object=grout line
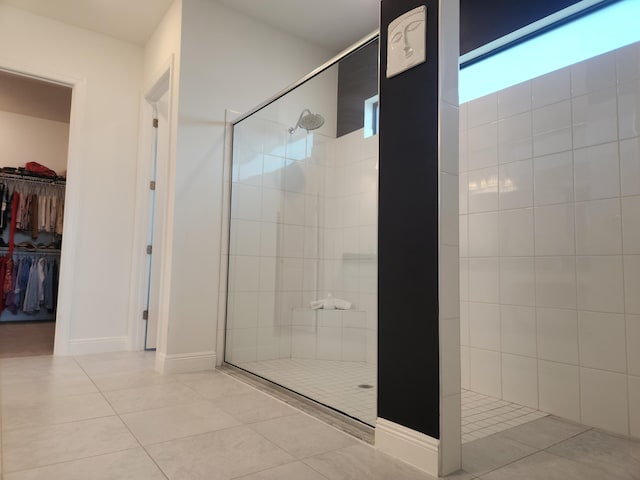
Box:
[615,64,632,435]
[568,78,584,428]
[73,356,171,480]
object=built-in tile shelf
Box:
[342,253,377,262]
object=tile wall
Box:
[459,41,640,438]
[227,116,378,366]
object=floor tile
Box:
[2,416,138,473]
[547,429,640,479]
[3,448,165,480]
[91,369,178,392]
[303,443,437,480]
[460,389,549,443]
[462,433,537,476]
[479,451,628,480]
[250,413,356,459]
[1,391,114,431]
[211,391,298,424]
[182,375,256,400]
[234,359,376,426]
[102,382,202,414]
[231,461,329,480]
[147,425,294,480]
[0,376,97,404]
[496,416,589,450]
[443,470,476,479]
[0,357,86,385]
[74,352,156,375]
[121,400,240,445]
[173,370,224,383]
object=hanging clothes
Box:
[4,259,19,314]
[31,194,38,239]
[0,174,64,318]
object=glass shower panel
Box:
[225,39,378,426]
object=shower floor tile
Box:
[232,361,548,439]
[233,358,377,426]
[461,389,548,443]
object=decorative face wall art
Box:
[386,5,426,78]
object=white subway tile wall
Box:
[460,43,640,438]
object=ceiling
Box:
[215,0,379,52]
[0,0,379,51]
[0,0,174,46]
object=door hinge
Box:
[152,118,159,128]
[142,310,149,320]
[146,245,153,255]
[150,180,156,191]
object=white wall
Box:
[460,42,640,438]
[135,0,182,354]
[0,110,69,173]
[153,0,333,371]
[0,5,143,353]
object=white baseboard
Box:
[375,418,440,477]
[66,336,129,356]
[156,351,217,374]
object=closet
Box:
[0,70,71,358]
[0,172,64,319]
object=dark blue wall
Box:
[378,0,441,439]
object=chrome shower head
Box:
[288,109,325,134]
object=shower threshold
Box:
[220,361,375,444]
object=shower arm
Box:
[288,109,312,134]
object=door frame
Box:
[128,56,175,351]
[0,59,86,356]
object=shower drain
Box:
[357,384,374,389]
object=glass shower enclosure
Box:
[225,36,379,426]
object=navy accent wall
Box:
[378,0,440,439]
[336,40,379,138]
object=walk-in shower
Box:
[224,35,379,426]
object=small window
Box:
[364,94,379,138]
[460,0,640,103]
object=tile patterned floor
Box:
[461,390,548,443]
[233,359,549,441]
[1,352,639,480]
[234,358,377,426]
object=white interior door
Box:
[144,88,170,350]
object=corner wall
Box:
[0,5,143,354]
[154,0,333,372]
[377,0,460,476]
[460,42,640,438]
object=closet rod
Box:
[0,248,60,255]
[0,172,65,187]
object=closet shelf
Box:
[0,171,66,187]
[0,247,60,254]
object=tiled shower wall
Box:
[227,116,378,365]
[459,41,640,438]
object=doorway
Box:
[0,70,70,358]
